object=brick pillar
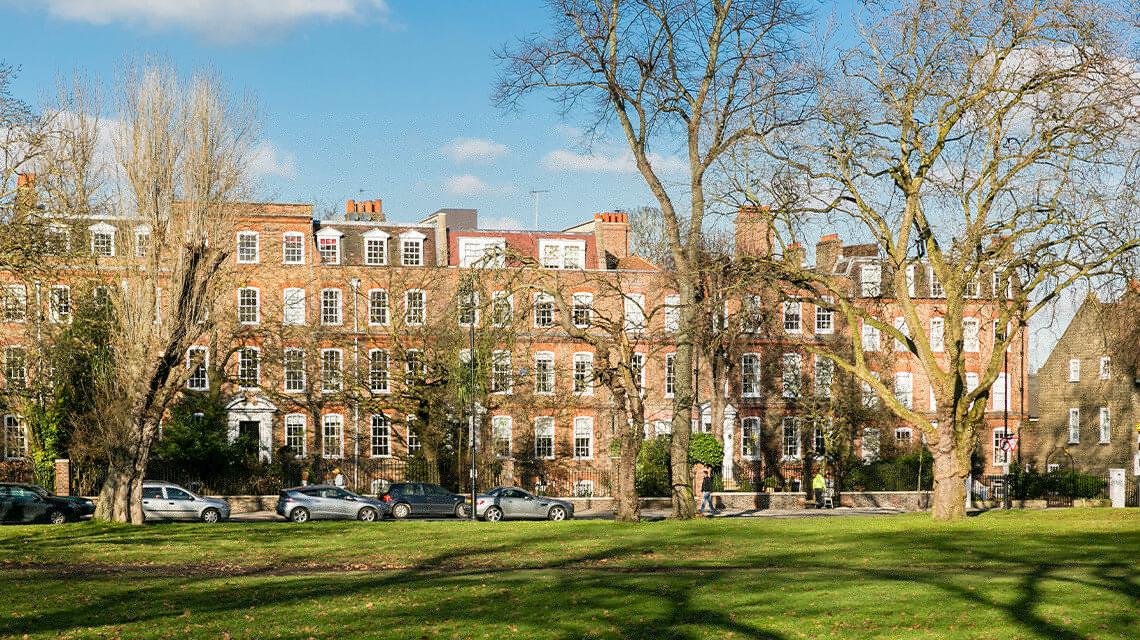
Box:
[55,459,71,496]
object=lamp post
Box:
[463,277,477,522]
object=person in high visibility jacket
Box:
[812,472,827,509]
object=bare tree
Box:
[94,62,260,523]
[497,0,810,517]
[750,0,1140,519]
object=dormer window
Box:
[362,229,390,266]
[400,230,426,266]
[89,222,116,257]
[539,239,586,269]
[459,237,506,268]
[315,227,343,264]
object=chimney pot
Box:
[347,200,356,215]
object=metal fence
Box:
[726,461,932,493]
[972,471,1113,506]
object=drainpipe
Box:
[351,278,361,491]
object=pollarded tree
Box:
[497,0,812,518]
[749,0,1140,519]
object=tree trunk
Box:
[930,431,968,520]
[670,310,696,519]
[95,415,159,524]
[614,413,644,522]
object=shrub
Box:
[688,432,724,469]
[635,436,671,497]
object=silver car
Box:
[141,482,230,523]
[474,487,574,521]
[275,485,388,523]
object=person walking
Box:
[699,469,716,515]
[812,471,826,509]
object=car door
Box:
[497,489,525,518]
[423,484,451,514]
[141,485,169,520]
[7,486,46,523]
[325,488,356,518]
[298,488,331,518]
[164,486,199,521]
[0,486,11,522]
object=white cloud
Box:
[441,137,508,164]
[250,141,297,180]
[445,174,489,196]
[33,0,391,43]
[479,216,525,231]
[541,149,686,174]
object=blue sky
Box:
[1,0,689,231]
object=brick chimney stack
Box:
[734,206,772,258]
[785,242,805,267]
[346,198,384,221]
[15,173,36,212]
[815,233,841,273]
[593,211,629,269]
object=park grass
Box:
[0,509,1136,639]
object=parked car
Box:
[379,482,471,519]
[0,482,83,524]
[276,485,389,523]
[29,485,96,518]
[140,481,230,523]
[474,486,574,521]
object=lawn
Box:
[0,509,1136,639]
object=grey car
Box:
[141,482,230,523]
[474,486,574,521]
[275,485,389,523]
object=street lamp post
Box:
[465,278,477,522]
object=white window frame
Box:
[573,416,593,459]
[742,353,762,397]
[930,317,944,352]
[186,346,209,391]
[534,417,555,459]
[405,289,425,326]
[905,264,916,297]
[992,428,1012,465]
[458,237,506,268]
[573,352,593,395]
[1068,408,1080,444]
[321,348,343,393]
[368,289,389,326]
[571,292,593,329]
[369,349,390,394]
[895,427,913,446]
[894,371,913,410]
[539,239,587,269]
[781,417,802,460]
[89,222,116,257]
[370,414,392,458]
[400,230,426,267]
[1099,407,1111,444]
[134,226,151,258]
[491,291,513,328]
[1099,357,1111,381]
[284,414,306,458]
[781,353,802,398]
[814,356,834,398]
[406,418,421,456]
[993,373,1009,411]
[664,294,680,333]
[4,346,27,390]
[625,293,646,333]
[238,346,260,389]
[321,289,342,326]
[534,351,555,395]
[316,227,343,265]
[492,415,513,459]
[282,232,305,264]
[49,285,71,323]
[963,318,980,353]
[322,413,344,459]
[457,287,479,328]
[2,285,27,322]
[533,293,555,328]
[3,414,29,459]
[741,416,761,460]
[283,288,305,326]
[362,228,390,266]
[928,265,944,298]
[742,295,763,333]
[815,297,834,334]
[861,427,881,462]
[860,263,882,297]
[1068,359,1080,382]
[238,287,260,325]
[894,317,910,352]
[862,319,880,352]
[236,231,259,264]
[491,350,512,394]
[284,348,306,393]
[665,353,676,398]
[783,300,802,334]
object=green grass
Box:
[1,509,1137,639]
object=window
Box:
[813,420,829,457]
[1068,359,1080,382]
[930,318,944,352]
[492,416,512,458]
[322,414,344,458]
[993,428,1012,466]
[895,427,913,445]
[862,373,880,407]
[283,288,305,325]
[993,373,1008,411]
[665,353,676,397]
[534,417,554,459]
[627,353,645,392]
[186,346,208,391]
[135,227,151,258]
[406,418,421,456]
[369,349,390,393]
[370,414,392,457]
[321,289,342,326]
[45,226,69,254]
[363,229,389,266]
[992,271,1012,298]
[624,293,646,333]
[458,288,479,327]
[815,297,834,334]
[894,317,910,352]
[782,353,802,398]
[238,287,259,325]
[571,292,593,328]
[491,350,512,394]
[534,352,555,394]
[1100,357,1111,380]
[534,293,554,328]
[236,231,259,263]
[781,417,801,460]
[860,264,881,297]
[238,347,260,388]
[3,415,28,459]
[321,349,342,393]
[573,417,593,458]
[4,347,26,389]
[539,239,586,269]
[742,353,762,397]
[741,417,761,459]
[458,237,505,267]
[316,228,342,264]
[814,356,834,398]
[573,352,593,395]
[1068,408,1080,443]
[861,427,881,462]
[894,372,913,409]
[783,300,802,334]
[405,349,425,386]
[862,319,880,351]
[367,289,389,326]
[906,264,916,297]
[284,414,306,457]
[401,231,426,266]
[89,223,115,257]
[965,279,979,298]
[928,266,944,298]
[284,348,306,392]
[2,285,26,322]
[49,285,71,323]
[742,295,763,332]
[963,318,980,352]
[491,292,512,327]
[405,290,425,326]
[283,232,305,264]
[1099,407,1111,443]
[664,294,680,332]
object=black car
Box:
[380,482,471,519]
[0,483,81,524]
[29,485,96,518]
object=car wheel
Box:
[291,507,310,523]
[454,503,470,518]
[484,506,503,522]
[47,509,68,525]
[548,505,567,521]
[392,503,411,519]
[200,508,221,523]
[358,507,378,522]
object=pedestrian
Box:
[699,468,716,515]
[333,468,345,488]
[812,471,826,508]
